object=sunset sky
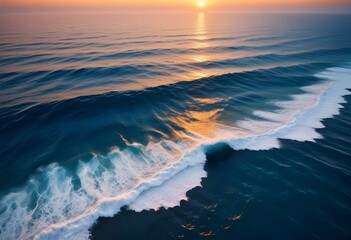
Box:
[1,0,351,11]
[1,0,350,8]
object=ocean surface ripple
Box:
[0,13,351,240]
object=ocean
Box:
[0,12,351,240]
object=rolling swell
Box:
[0,63,328,190]
[1,41,350,108]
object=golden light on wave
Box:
[167,108,223,139]
[192,72,209,78]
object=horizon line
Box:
[1,5,351,14]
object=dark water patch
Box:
[205,142,235,169]
[90,96,351,240]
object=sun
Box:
[198,1,205,8]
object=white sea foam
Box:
[129,164,206,212]
[0,67,350,240]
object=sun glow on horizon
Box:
[1,0,350,12]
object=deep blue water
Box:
[0,12,351,240]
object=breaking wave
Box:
[0,66,350,240]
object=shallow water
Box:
[0,12,350,239]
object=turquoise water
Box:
[0,12,351,239]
